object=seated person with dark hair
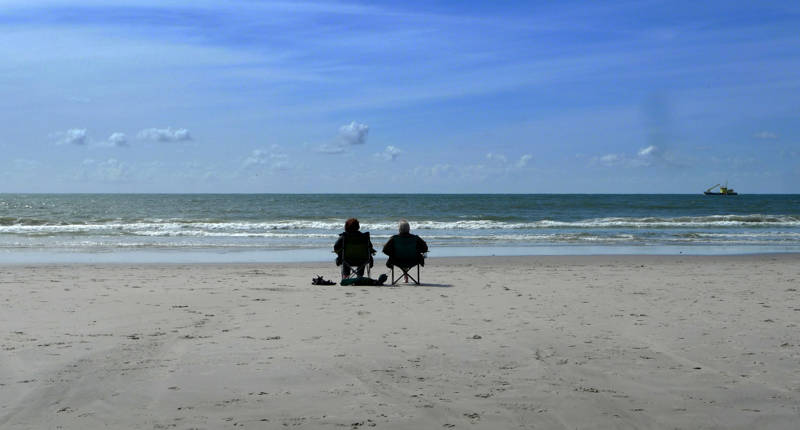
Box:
[334,217,376,277]
[382,219,428,268]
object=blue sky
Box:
[1,0,798,193]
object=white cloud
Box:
[137,127,192,142]
[243,149,268,167]
[594,145,676,168]
[412,153,532,184]
[317,144,346,154]
[486,153,508,164]
[377,145,401,161]
[412,162,497,184]
[318,122,370,154]
[107,132,128,147]
[638,145,657,156]
[486,153,532,169]
[753,131,778,140]
[54,128,88,146]
[242,147,289,170]
[598,154,621,165]
[338,121,369,145]
[516,154,532,168]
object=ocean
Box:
[1,194,799,263]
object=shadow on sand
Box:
[392,283,453,288]
[341,283,453,288]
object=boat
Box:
[704,183,738,195]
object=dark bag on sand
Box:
[340,274,388,286]
[312,275,336,286]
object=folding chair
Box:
[390,235,424,285]
[341,232,372,281]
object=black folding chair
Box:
[341,232,372,280]
[390,235,424,285]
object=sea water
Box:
[1,194,799,263]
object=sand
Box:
[1,254,799,429]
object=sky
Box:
[0,0,798,193]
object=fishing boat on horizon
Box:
[704,183,738,195]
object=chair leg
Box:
[342,262,371,281]
[391,266,420,285]
[403,267,419,285]
[391,266,405,285]
[342,264,361,280]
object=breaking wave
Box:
[1,214,799,236]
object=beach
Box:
[6,0,800,427]
[1,255,799,429]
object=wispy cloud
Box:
[317,144,346,154]
[516,154,532,168]
[409,153,532,186]
[137,127,192,142]
[753,131,778,140]
[594,145,675,168]
[242,146,289,171]
[638,145,657,156]
[486,152,532,169]
[52,128,89,146]
[596,153,622,166]
[243,149,268,167]
[486,153,508,164]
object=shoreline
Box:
[2,252,800,267]
[3,245,800,265]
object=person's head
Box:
[345,218,360,232]
[398,219,410,234]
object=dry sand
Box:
[1,255,799,429]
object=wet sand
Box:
[1,255,799,429]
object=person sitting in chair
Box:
[334,218,376,277]
[382,219,428,268]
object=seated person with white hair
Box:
[382,219,428,268]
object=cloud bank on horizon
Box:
[0,0,798,193]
